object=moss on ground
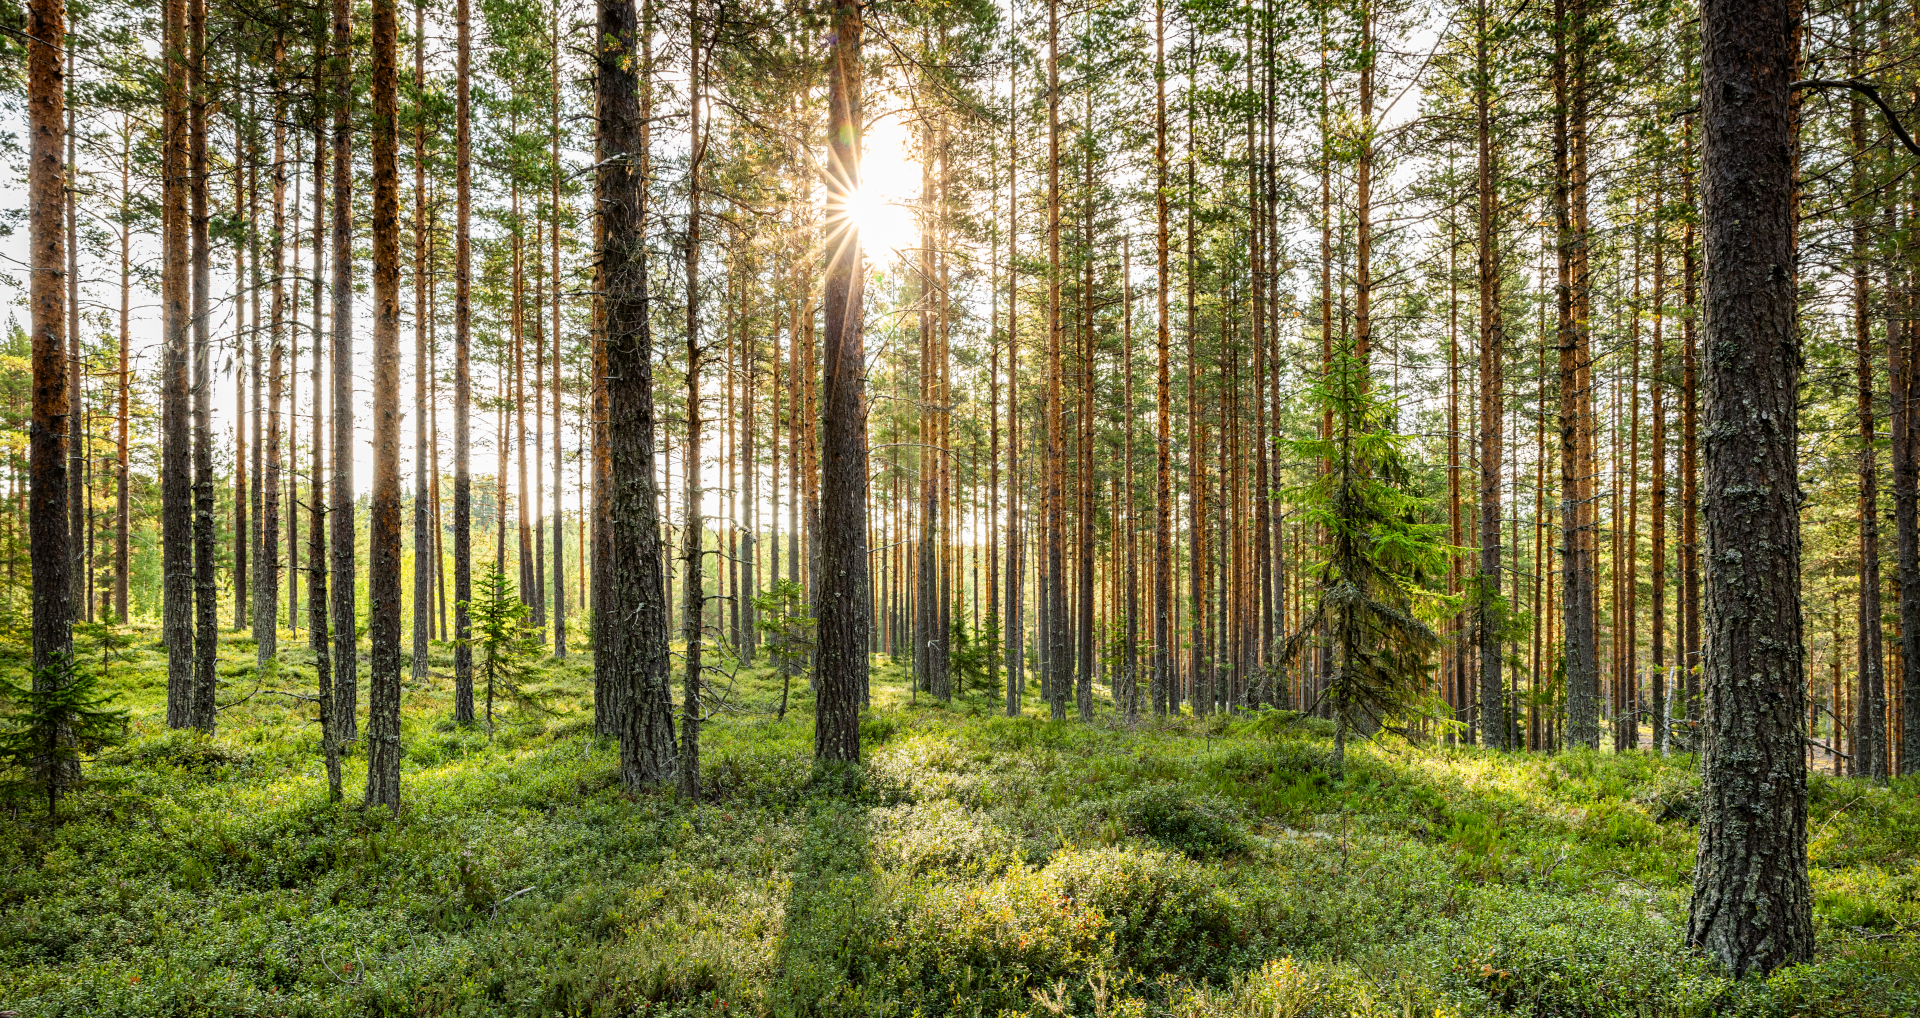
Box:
[0,624,1915,1016]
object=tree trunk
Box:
[28,0,71,680]
[117,123,131,625]
[190,0,216,733]
[159,0,187,726]
[1152,0,1172,718]
[815,0,867,762]
[600,0,676,789]
[310,48,339,800]
[1476,0,1504,749]
[329,0,358,744]
[1685,0,1814,976]
[366,0,404,810]
[412,0,431,681]
[679,0,706,802]
[260,39,286,666]
[453,0,475,725]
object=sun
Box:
[845,114,921,266]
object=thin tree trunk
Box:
[1153,0,1171,717]
[159,0,187,722]
[453,0,476,725]
[552,9,567,658]
[679,0,706,801]
[411,0,431,680]
[366,0,404,809]
[260,37,287,666]
[1476,0,1504,749]
[116,121,131,624]
[309,48,340,800]
[329,0,358,744]
[190,0,216,733]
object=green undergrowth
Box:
[0,624,1916,1016]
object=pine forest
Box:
[0,0,1917,1011]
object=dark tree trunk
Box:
[261,41,286,667]
[365,0,404,810]
[189,0,216,733]
[1153,0,1171,718]
[329,0,358,744]
[679,0,705,802]
[1476,0,1504,749]
[309,48,339,800]
[599,0,676,788]
[1685,0,1814,976]
[453,0,475,725]
[412,0,431,681]
[816,0,867,763]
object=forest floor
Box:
[1,623,1917,1017]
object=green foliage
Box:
[1080,784,1251,859]
[1,631,1916,1017]
[1284,349,1446,768]
[459,570,554,735]
[0,652,128,818]
[753,580,815,720]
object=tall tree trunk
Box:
[28,0,71,687]
[117,122,131,625]
[161,0,188,728]
[329,0,358,744]
[1554,0,1597,748]
[411,0,431,681]
[260,38,286,666]
[1853,55,1887,778]
[453,0,475,725]
[551,9,568,658]
[310,49,339,800]
[1005,45,1023,714]
[815,0,867,762]
[679,0,706,802]
[189,0,216,733]
[1651,192,1667,755]
[366,0,404,810]
[1044,0,1068,721]
[1685,0,1814,976]
[1476,0,1505,749]
[1152,0,1172,718]
[1076,76,1094,722]
[600,0,675,789]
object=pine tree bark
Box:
[411,0,431,681]
[28,0,71,677]
[1685,0,1814,976]
[116,124,131,625]
[453,0,475,725]
[189,0,216,733]
[1044,0,1068,721]
[1152,0,1172,718]
[329,0,358,743]
[600,0,676,788]
[679,0,706,801]
[815,0,867,762]
[260,37,287,666]
[366,0,404,810]
[309,50,339,799]
[1476,0,1505,749]
[1853,59,1887,778]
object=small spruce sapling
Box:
[0,653,128,819]
[753,580,814,720]
[461,570,553,736]
[1280,349,1446,773]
